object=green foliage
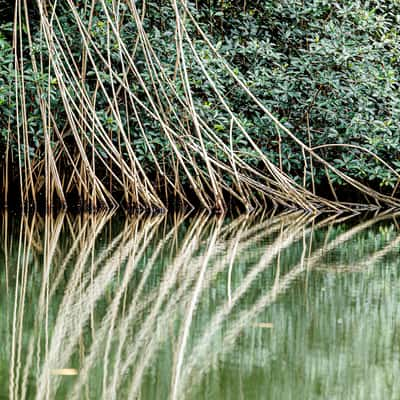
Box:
[0,23,14,146]
[191,0,400,190]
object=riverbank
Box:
[1,1,400,211]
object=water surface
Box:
[1,211,399,399]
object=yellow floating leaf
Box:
[254,322,273,329]
[50,369,78,376]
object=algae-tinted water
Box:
[0,211,399,399]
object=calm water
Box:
[0,211,399,399]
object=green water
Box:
[0,211,399,399]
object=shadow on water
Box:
[1,210,400,399]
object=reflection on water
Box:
[0,211,400,399]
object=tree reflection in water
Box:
[1,210,400,399]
